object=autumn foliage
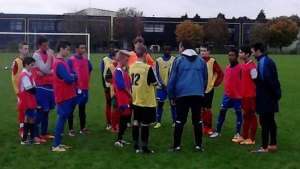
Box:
[175,20,204,44]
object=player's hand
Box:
[171,100,176,106]
[37,71,43,77]
[47,49,54,57]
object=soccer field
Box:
[0,53,299,169]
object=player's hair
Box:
[75,42,85,49]
[116,50,130,61]
[200,43,210,51]
[108,43,115,49]
[135,44,147,58]
[134,37,144,44]
[56,40,71,52]
[22,57,36,67]
[18,41,28,49]
[229,49,239,57]
[240,45,251,57]
[36,36,49,46]
[163,42,171,47]
[251,42,265,53]
[179,41,193,50]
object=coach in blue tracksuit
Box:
[251,43,281,153]
[168,41,208,152]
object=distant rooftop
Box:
[64,7,117,17]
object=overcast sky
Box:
[1,0,299,19]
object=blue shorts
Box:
[156,89,167,102]
[25,109,36,118]
[36,85,55,111]
[75,88,89,105]
[221,94,242,111]
[57,97,77,118]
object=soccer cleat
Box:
[195,146,204,151]
[120,139,131,145]
[240,139,255,145]
[30,139,41,145]
[207,128,213,135]
[232,133,241,139]
[79,128,91,134]
[172,123,175,128]
[59,144,71,149]
[127,123,132,128]
[232,136,245,143]
[69,130,75,137]
[35,137,47,143]
[142,147,155,154]
[268,145,278,150]
[210,132,221,138]
[52,146,67,152]
[40,134,55,139]
[114,141,124,147]
[106,124,112,130]
[251,147,268,153]
[20,140,32,145]
[168,146,181,152]
[153,122,161,129]
[134,145,142,153]
[202,126,208,134]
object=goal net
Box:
[0,32,91,60]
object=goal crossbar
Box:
[0,32,91,60]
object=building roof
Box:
[64,7,117,17]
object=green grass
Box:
[0,52,299,169]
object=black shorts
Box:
[133,106,156,125]
[203,89,214,109]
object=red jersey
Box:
[112,67,131,107]
[53,58,76,103]
[69,56,90,90]
[224,64,242,99]
[32,50,54,85]
[18,71,38,110]
[241,60,256,97]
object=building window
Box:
[43,22,54,31]
[228,28,235,33]
[57,22,63,31]
[31,21,43,31]
[10,21,23,30]
[144,24,164,33]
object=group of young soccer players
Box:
[12,35,280,153]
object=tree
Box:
[256,10,266,22]
[248,23,269,46]
[289,14,300,27]
[217,13,225,20]
[175,20,204,45]
[194,13,200,19]
[113,7,143,47]
[267,16,299,52]
[203,18,230,49]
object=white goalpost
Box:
[0,32,91,60]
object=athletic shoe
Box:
[142,147,155,154]
[79,128,91,134]
[232,133,241,139]
[59,144,71,149]
[40,134,55,139]
[240,139,255,145]
[168,146,181,152]
[202,126,208,134]
[195,146,204,151]
[114,141,124,147]
[127,123,132,128]
[251,147,268,153]
[207,128,213,135]
[153,122,161,129]
[30,139,41,145]
[106,124,112,130]
[20,140,31,145]
[120,139,131,145]
[35,137,47,143]
[172,123,175,128]
[232,136,245,143]
[68,130,75,137]
[268,145,278,150]
[52,146,66,152]
[134,145,142,153]
[210,132,221,138]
